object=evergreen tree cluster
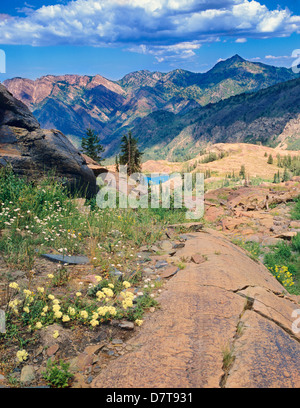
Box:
[81,128,104,163]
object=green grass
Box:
[291,196,300,220]
[0,167,190,271]
[42,359,73,388]
[0,168,191,352]
[232,239,261,261]
[264,238,300,295]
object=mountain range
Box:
[3,55,299,160]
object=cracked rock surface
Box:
[92,229,300,388]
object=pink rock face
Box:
[91,230,300,389]
[4,74,125,109]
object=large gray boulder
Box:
[0,84,96,196]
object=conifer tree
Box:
[119,131,143,175]
[81,128,104,163]
[239,165,246,179]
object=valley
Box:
[1,53,300,389]
[4,55,299,160]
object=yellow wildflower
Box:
[16,350,28,362]
[9,282,19,290]
[37,287,45,293]
[80,310,88,319]
[35,322,42,329]
[53,330,59,339]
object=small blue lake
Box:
[143,174,170,185]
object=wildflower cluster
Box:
[270,265,295,287]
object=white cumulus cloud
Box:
[0,0,298,62]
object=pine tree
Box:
[119,131,143,175]
[81,128,104,163]
[282,167,290,182]
[267,154,273,164]
[276,153,281,167]
[239,165,246,179]
[273,171,280,184]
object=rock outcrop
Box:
[91,229,300,388]
[0,84,96,197]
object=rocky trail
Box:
[91,229,300,388]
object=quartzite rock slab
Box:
[173,229,284,293]
[225,310,300,388]
[92,275,245,388]
[41,254,90,265]
[91,230,300,388]
[238,286,300,341]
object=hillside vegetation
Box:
[131,78,300,161]
[4,55,298,158]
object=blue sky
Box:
[0,0,299,81]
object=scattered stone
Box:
[109,267,124,279]
[290,221,300,229]
[41,254,89,265]
[118,321,134,330]
[143,267,155,275]
[159,241,174,252]
[77,353,94,371]
[150,245,160,253]
[46,344,59,357]
[34,346,44,357]
[20,365,35,384]
[191,254,206,264]
[155,260,168,269]
[84,344,105,355]
[137,252,152,261]
[82,275,99,285]
[40,324,71,347]
[159,265,180,279]
[87,376,93,384]
[179,234,190,241]
[173,243,185,249]
[139,246,149,252]
[72,373,90,388]
[262,237,284,246]
[274,232,298,240]
[111,339,124,346]
[244,235,261,243]
[91,332,107,343]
